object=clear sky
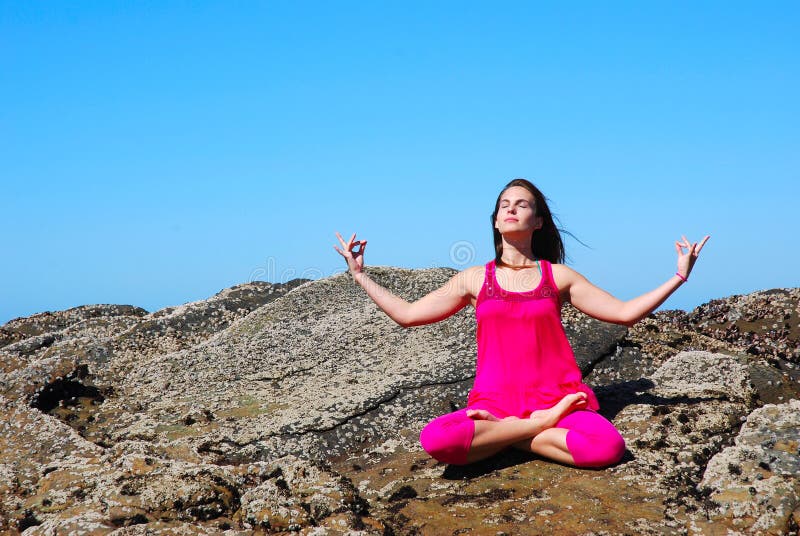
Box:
[2,1,798,325]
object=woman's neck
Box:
[499,238,536,266]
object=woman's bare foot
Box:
[528,392,588,430]
[466,409,498,421]
[466,409,520,422]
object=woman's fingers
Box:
[687,235,710,257]
[334,231,364,254]
[334,233,350,255]
[335,231,349,249]
[695,235,710,254]
[334,231,358,250]
[676,235,710,256]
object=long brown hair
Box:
[491,178,566,264]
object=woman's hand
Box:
[675,235,710,280]
[334,231,367,275]
[558,234,711,326]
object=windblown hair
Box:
[491,178,566,264]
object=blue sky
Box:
[2,1,798,325]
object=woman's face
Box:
[494,186,542,234]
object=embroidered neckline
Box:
[478,260,558,304]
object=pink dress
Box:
[418,259,625,467]
[468,259,600,416]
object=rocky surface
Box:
[695,399,800,534]
[673,288,800,363]
[0,268,798,534]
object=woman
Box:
[334,178,709,469]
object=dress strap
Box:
[539,260,561,305]
[538,259,552,285]
[475,260,494,308]
[485,260,496,297]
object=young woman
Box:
[334,178,709,468]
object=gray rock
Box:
[1,268,797,535]
[696,399,800,534]
[105,268,477,462]
[0,304,148,349]
[561,304,628,374]
[651,350,756,403]
[683,288,800,363]
[97,267,630,466]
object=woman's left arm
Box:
[556,235,710,327]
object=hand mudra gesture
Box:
[675,235,710,279]
[334,232,367,275]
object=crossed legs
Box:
[462,392,587,464]
[419,393,625,468]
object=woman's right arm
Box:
[334,232,478,327]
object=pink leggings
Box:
[419,406,626,468]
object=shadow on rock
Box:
[438,444,631,481]
[440,449,538,480]
[595,378,725,421]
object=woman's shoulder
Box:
[550,263,586,285]
[462,263,488,274]
[457,264,487,282]
[549,262,577,273]
[451,264,487,296]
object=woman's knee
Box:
[567,428,626,468]
[559,411,626,468]
[419,411,475,465]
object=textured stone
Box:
[650,350,757,403]
[561,304,628,374]
[0,270,798,535]
[694,399,800,535]
[333,351,760,534]
[683,288,800,363]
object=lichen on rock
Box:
[0,269,798,534]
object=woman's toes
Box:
[466,409,500,421]
[568,392,587,406]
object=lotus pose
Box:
[334,178,709,468]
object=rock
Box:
[561,304,628,373]
[334,351,758,534]
[109,279,310,366]
[0,394,103,532]
[23,510,116,535]
[94,268,631,467]
[650,350,756,403]
[0,269,797,535]
[0,280,310,449]
[694,399,800,534]
[0,415,379,532]
[682,288,800,363]
[97,268,478,465]
[240,479,311,530]
[0,305,148,350]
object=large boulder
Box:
[1,267,798,534]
